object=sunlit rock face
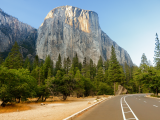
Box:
[36,5,133,66]
[0,8,36,52]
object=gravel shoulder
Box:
[0,96,108,120]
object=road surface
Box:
[74,94,160,120]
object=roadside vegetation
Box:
[0,33,160,107]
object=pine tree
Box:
[104,59,110,71]
[96,67,105,82]
[0,53,3,65]
[154,33,160,69]
[83,57,87,67]
[72,53,79,75]
[3,41,23,69]
[75,70,84,98]
[97,56,103,69]
[66,57,71,74]
[63,57,67,73]
[140,54,148,73]
[24,56,31,71]
[124,62,130,85]
[140,53,148,66]
[120,65,126,86]
[55,54,62,75]
[33,55,39,69]
[90,59,96,81]
[43,55,53,79]
[79,62,82,71]
[108,46,121,95]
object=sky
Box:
[1,0,160,66]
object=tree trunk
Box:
[36,97,41,102]
[43,97,47,102]
[1,101,6,107]
[114,82,116,95]
[63,95,67,100]
[156,87,158,96]
[42,96,44,101]
[18,97,21,103]
[139,86,140,93]
[77,93,80,98]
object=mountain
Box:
[0,8,37,60]
[36,5,133,66]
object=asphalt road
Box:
[74,94,160,120]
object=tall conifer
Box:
[154,33,160,69]
[4,41,23,69]
[108,46,121,95]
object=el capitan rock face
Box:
[36,5,133,66]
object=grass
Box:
[150,94,160,98]
[0,103,31,113]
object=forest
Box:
[0,33,160,107]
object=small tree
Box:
[74,69,84,98]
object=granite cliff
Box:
[0,8,37,59]
[36,5,133,66]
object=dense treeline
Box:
[1,33,160,106]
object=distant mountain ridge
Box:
[0,8,37,60]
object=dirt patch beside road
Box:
[0,96,110,120]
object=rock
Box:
[88,101,91,104]
[0,8,37,60]
[93,100,97,103]
[36,5,133,66]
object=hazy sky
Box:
[1,0,160,66]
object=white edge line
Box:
[63,98,109,120]
[124,96,139,120]
[121,97,126,120]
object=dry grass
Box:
[0,103,31,113]
[0,95,109,114]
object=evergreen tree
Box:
[83,57,87,67]
[79,62,82,71]
[33,55,39,69]
[108,46,121,95]
[97,56,103,69]
[72,53,79,75]
[43,55,53,79]
[143,67,160,96]
[55,54,62,75]
[0,53,3,65]
[140,53,148,66]
[24,56,31,71]
[120,65,126,86]
[52,69,75,100]
[66,56,71,74]
[74,69,84,98]
[90,59,96,81]
[96,67,105,82]
[154,33,160,69]
[63,57,67,73]
[3,41,23,69]
[104,59,110,71]
[124,62,130,85]
[0,67,37,106]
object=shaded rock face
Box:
[36,6,133,66]
[0,8,37,60]
[0,8,36,53]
